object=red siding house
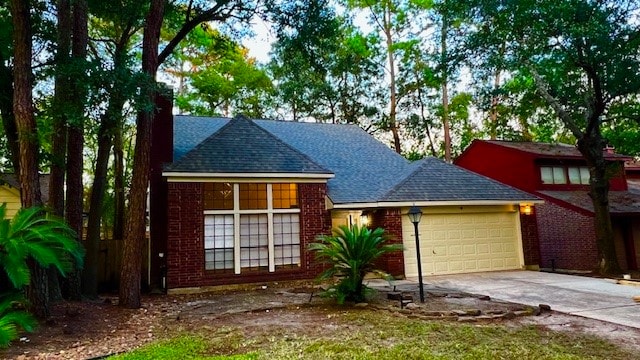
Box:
[455,140,640,272]
[149,101,539,293]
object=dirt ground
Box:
[2,280,640,360]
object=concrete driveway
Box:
[416,270,640,329]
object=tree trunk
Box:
[384,7,401,154]
[84,55,127,297]
[488,68,501,140]
[113,125,125,241]
[119,0,164,309]
[62,0,88,301]
[10,0,47,318]
[0,54,19,173]
[577,134,621,274]
[441,1,451,162]
[47,0,72,303]
[50,0,71,218]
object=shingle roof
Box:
[484,140,631,160]
[173,116,229,161]
[172,116,539,205]
[166,116,331,174]
[253,120,414,204]
[540,190,640,215]
[382,157,538,202]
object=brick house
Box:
[455,140,640,272]
[149,104,539,292]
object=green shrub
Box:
[0,204,85,347]
[310,225,403,304]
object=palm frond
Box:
[309,225,403,303]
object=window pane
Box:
[552,167,566,184]
[273,183,298,209]
[239,183,267,209]
[203,183,234,210]
[540,167,553,184]
[568,167,580,184]
[240,214,268,270]
[580,167,590,184]
[274,213,301,268]
[204,215,234,271]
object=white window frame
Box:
[204,183,301,274]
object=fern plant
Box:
[0,204,85,347]
[310,225,403,304]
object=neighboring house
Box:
[0,173,50,218]
[455,140,640,272]
[149,104,539,292]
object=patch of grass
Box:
[113,310,634,359]
[109,333,257,360]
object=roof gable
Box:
[166,116,331,175]
[382,157,538,202]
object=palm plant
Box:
[310,225,403,304]
[0,204,84,347]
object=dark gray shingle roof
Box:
[540,190,640,214]
[173,116,229,161]
[484,140,631,160]
[382,157,539,202]
[166,116,331,174]
[254,120,414,204]
[171,116,538,205]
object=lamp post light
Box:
[407,206,425,303]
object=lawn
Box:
[113,309,633,360]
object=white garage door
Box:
[403,210,522,277]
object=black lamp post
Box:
[407,206,425,303]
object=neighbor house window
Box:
[540,166,567,184]
[568,166,590,185]
[204,183,301,273]
[541,165,589,185]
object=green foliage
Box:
[0,292,36,348]
[603,119,640,157]
[0,205,85,289]
[0,204,85,347]
[169,26,273,118]
[310,225,402,304]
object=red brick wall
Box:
[371,208,405,277]
[520,210,541,267]
[298,183,332,276]
[166,182,331,289]
[536,202,598,270]
[166,182,205,288]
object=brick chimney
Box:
[149,86,173,292]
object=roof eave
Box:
[331,199,544,209]
[163,171,335,182]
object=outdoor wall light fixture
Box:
[360,211,370,227]
[519,204,533,216]
[407,206,425,303]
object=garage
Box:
[402,206,524,277]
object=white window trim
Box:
[204,183,301,274]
